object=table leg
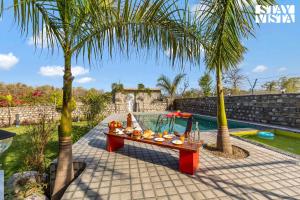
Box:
[106,135,124,152]
[179,150,199,175]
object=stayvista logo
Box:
[255,5,295,23]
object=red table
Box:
[105,131,201,175]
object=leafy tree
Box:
[182,88,201,98]
[4,94,13,126]
[279,77,300,93]
[262,81,278,92]
[224,67,245,95]
[157,74,186,109]
[200,0,274,154]
[199,72,213,97]
[137,83,145,90]
[111,82,124,102]
[50,92,77,112]
[81,89,111,127]
[4,0,202,196]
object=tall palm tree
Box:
[2,0,203,198]
[198,0,274,154]
[157,73,186,109]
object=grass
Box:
[0,121,91,180]
[241,134,300,155]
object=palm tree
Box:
[157,73,186,109]
[2,0,203,198]
[199,0,274,154]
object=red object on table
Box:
[105,131,200,175]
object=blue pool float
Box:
[257,131,275,139]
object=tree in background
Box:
[200,0,274,154]
[157,74,186,109]
[262,81,278,92]
[111,82,124,103]
[81,89,111,127]
[5,95,13,126]
[182,88,201,98]
[224,67,245,95]
[137,83,145,90]
[50,91,77,113]
[279,77,300,93]
[199,72,213,97]
[180,79,189,97]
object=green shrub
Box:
[24,114,57,175]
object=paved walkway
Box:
[62,114,300,200]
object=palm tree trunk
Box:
[52,50,74,199]
[216,64,232,154]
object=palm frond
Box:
[157,73,185,97]
[157,75,172,94]
[10,0,204,67]
[171,73,185,94]
[199,0,275,71]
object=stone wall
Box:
[0,100,168,127]
[174,93,300,129]
[0,105,84,127]
[105,101,168,114]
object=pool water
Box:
[134,113,256,133]
[242,134,300,155]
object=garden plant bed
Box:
[0,121,91,180]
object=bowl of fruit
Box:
[132,130,141,139]
[108,121,122,131]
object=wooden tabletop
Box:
[105,131,201,152]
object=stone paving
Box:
[62,114,300,200]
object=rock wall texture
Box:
[0,100,168,127]
[174,93,300,129]
[0,105,84,127]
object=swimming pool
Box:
[134,113,258,133]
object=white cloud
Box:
[27,27,58,48]
[0,53,19,70]
[252,65,267,73]
[27,32,48,48]
[39,65,89,77]
[278,67,287,72]
[72,66,89,76]
[75,77,95,84]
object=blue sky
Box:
[0,0,299,92]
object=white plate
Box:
[163,134,174,139]
[154,138,165,142]
[172,140,183,145]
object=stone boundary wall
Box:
[0,101,168,127]
[0,105,84,127]
[174,93,300,129]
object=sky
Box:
[0,0,299,92]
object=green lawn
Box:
[242,134,300,155]
[0,121,91,180]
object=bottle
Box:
[195,121,201,143]
[127,113,132,128]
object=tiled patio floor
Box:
[62,114,300,200]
